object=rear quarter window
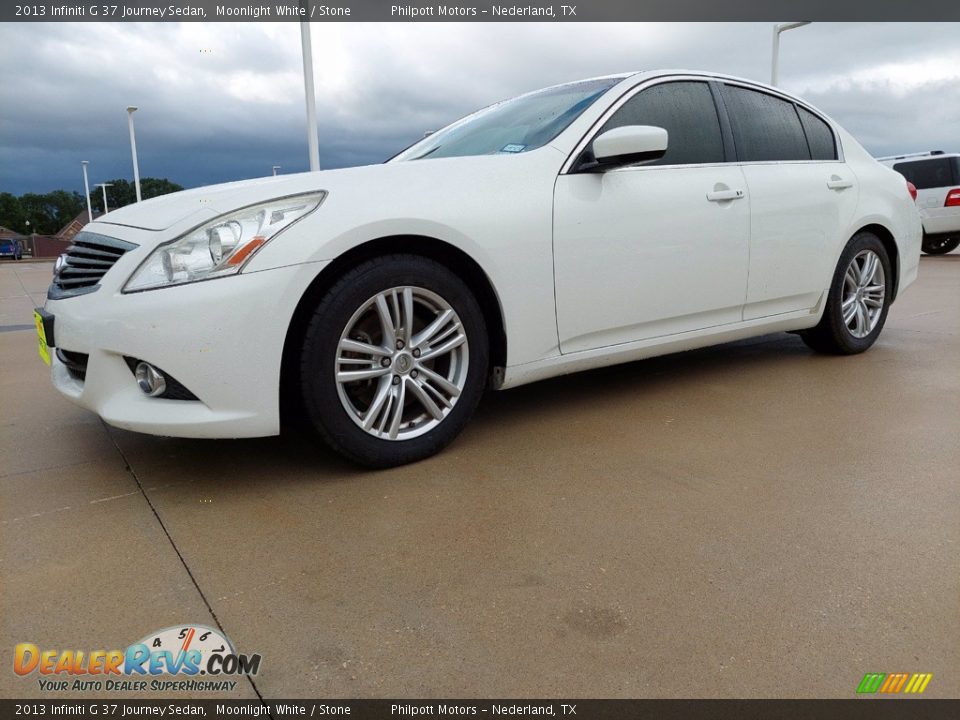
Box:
[798,107,837,161]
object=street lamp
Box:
[272,165,281,176]
[96,183,113,214]
[126,106,142,202]
[81,161,93,222]
[25,220,35,257]
[300,19,320,171]
[771,22,811,86]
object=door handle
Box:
[706,189,745,202]
[827,177,853,190]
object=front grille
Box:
[49,232,137,299]
[56,349,89,381]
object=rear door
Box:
[718,83,859,319]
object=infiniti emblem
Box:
[53,254,68,277]
[395,354,412,373]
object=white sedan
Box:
[39,70,922,467]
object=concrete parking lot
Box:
[1,256,958,700]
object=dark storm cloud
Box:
[1,22,958,198]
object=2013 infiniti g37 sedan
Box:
[38,71,922,467]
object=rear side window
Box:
[599,81,725,166]
[721,84,810,162]
[798,107,837,161]
[893,158,957,189]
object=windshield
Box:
[392,77,622,162]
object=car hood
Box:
[95,172,345,231]
[92,152,562,234]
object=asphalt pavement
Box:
[1,255,957,699]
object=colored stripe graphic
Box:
[879,673,908,693]
[857,672,932,694]
[903,673,933,694]
[857,673,885,693]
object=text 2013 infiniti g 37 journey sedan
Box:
[39,71,922,467]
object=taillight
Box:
[945,188,960,207]
[906,181,918,202]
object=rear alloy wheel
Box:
[800,232,893,355]
[300,255,488,467]
[921,236,960,255]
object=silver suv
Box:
[880,151,960,255]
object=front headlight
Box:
[124,192,326,292]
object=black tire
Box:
[921,235,960,255]
[800,231,893,355]
[300,254,489,468]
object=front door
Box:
[553,80,750,354]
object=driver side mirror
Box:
[573,125,669,173]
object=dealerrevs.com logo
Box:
[13,625,261,693]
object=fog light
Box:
[135,362,166,397]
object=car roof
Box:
[517,70,824,114]
[878,152,960,162]
[552,69,791,92]
[606,69,825,107]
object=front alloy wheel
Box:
[335,286,469,441]
[300,255,488,468]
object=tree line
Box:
[0,178,183,236]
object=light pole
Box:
[126,106,142,202]
[272,165,281,176]
[300,19,320,171]
[81,161,93,222]
[771,22,811,86]
[25,220,35,257]
[96,183,113,214]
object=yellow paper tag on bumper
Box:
[34,311,51,366]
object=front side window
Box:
[391,77,621,162]
[721,84,810,162]
[598,81,725,166]
[894,158,957,189]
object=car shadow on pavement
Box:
[104,332,816,487]
[476,332,814,421]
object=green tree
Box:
[0,178,183,236]
[17,190,84,234]
[88,177,184,214]
[141,177,184,200]
[0,192,28,233]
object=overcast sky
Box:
[1,22,958,197]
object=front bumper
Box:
[45,259,328,438]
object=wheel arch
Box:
[852,223,900,302]
[279,235,507,429]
